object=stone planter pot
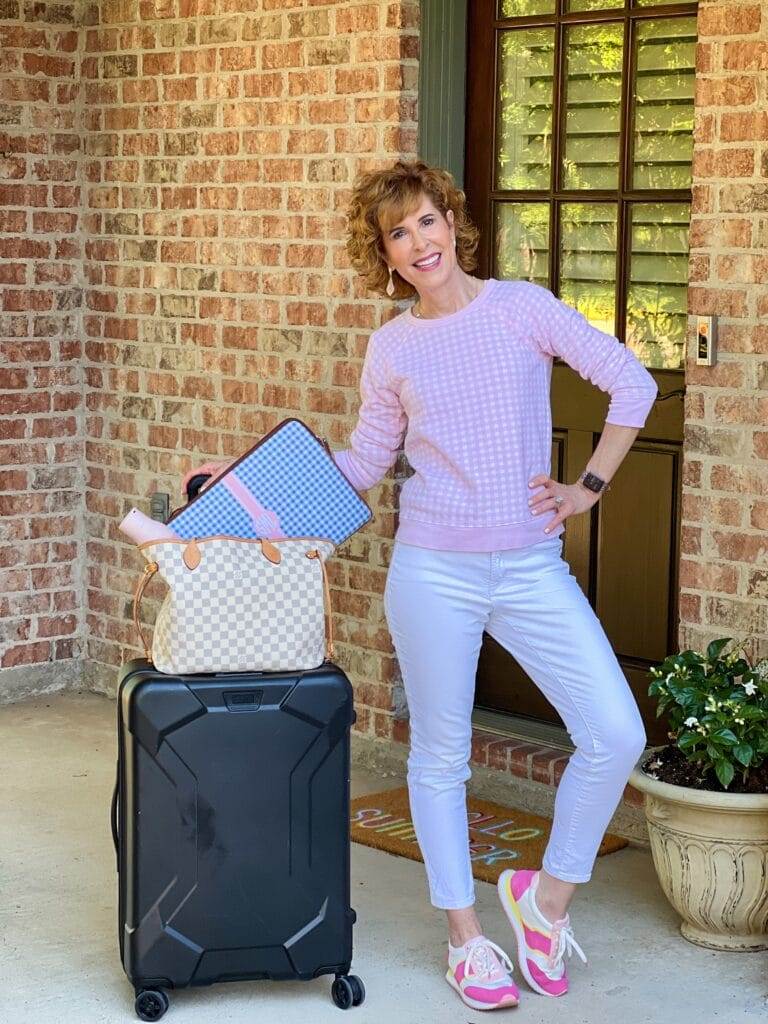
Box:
[630,755,768,951]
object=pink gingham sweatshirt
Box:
[332,277,658,551]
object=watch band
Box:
[578,470,611,494]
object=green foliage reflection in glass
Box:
[499,0,556,18]
[567,0,624,11]
[626,203,690,369]
[635,0,689,7]
[563,23,624,191]
[633,18,696,190]
[495,203,550,285]
[559,203,617,335]
[497,28,555,192]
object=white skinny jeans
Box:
[383,536,646,909]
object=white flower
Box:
[743,681,757,696]
[684,716,699,727]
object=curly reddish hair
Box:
[345,159,480,300]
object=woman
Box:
[189,158,657,1012]
[329,160,657,1011]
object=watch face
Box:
[582,472,604,492]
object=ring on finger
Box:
[553,495,564,506]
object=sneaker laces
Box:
[547,920,587,973]
[464,937,515,982]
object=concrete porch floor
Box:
[1,690,766,1024]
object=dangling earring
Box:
[453,236,457,250]
[386,266,395,297]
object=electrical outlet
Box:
[149,492,170,523]
[696,315,717,366]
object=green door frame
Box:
[418,0,469,188]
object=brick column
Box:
[682,1,768,663]
[0,3,84,700]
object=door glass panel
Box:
[568,0,623,10]
[632,17,696,189]
[562,22,624,190]
[497,28,556,191]
[558,203,618,335]
[626,202,690,369]
[499,0,556,16]
[494,202,550,285]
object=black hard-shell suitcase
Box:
[112,658,364,1020]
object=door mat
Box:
[351,787,628,886]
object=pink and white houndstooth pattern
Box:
[332,278,658,551]
[145,536,335,675]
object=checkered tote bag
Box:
[132,535,336,675]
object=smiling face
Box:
[379,193,456,295]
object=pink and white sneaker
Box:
[445,935,520,1011]
[497,869,587,997]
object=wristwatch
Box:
[577,470,611,495]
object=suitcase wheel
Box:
[135,989,169,1021]
[331,974,365,1010]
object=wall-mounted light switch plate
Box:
[696,315,717,366]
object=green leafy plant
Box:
[647,637,768,790]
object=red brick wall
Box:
[79,0,420,719]
[682,1,768,663]
[5,0,765,737]
[0,2,83,698]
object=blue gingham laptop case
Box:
[168,418,372,547]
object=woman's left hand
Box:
[527,474,600,534]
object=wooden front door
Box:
[464,0,696,742]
